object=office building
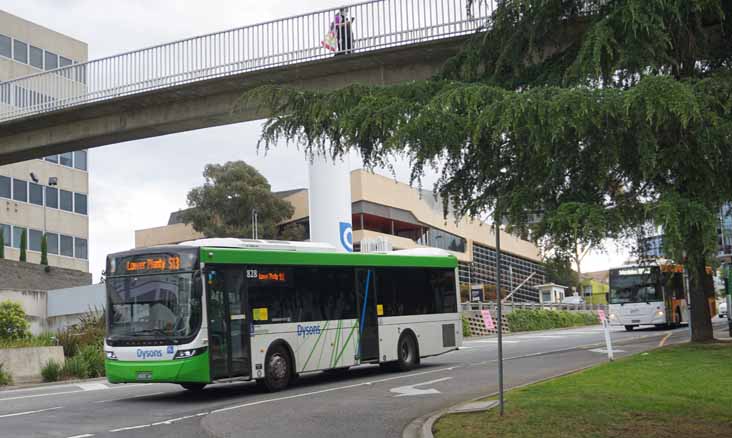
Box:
[0,10,89,272]
[136,170,546,301]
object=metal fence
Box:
[0,0,499,123]
[461,301,608,313]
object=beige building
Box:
[136,170,546,301]
[0,10,89,272]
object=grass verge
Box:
[434,343,732,438]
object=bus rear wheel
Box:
[262,344,292,392]
[181,383,206,392]
[396,333,419,371]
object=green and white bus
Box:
[104,239,461,392]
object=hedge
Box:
[507,309,599,332]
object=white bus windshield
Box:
[609,275,662,304]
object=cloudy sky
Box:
[4,0,626,281]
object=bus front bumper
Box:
[105,352,210,384]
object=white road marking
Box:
[66,434,94,438]
[0,383,143,402]
[0,406,62,419]
[78,383,109,391]
[102,366,460,433]
[109,424,152,433]
[389,377,453,397]
[465,340,520,344]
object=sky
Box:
[3,0,628,281]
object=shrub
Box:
[41,360,62,382]
[462,315,471,338]
[56,330,82,357]
[0,300,30,341]
[0,332,55,349]
[61,355,88,379]
[0,362,11,386]
[507,309,600,332]
[19,229,27,262]
[79,344,105,378]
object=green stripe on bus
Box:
[330,320,342,368]
[301,320,329,372]
[333,323,359,367]
[200,248,457,269]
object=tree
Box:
[19,229,27,262]
[40,234,48,266]
[543,252,578,289]
[251,1,731,342]
[0,232,4,259]
[182,161,295,239]
[278,223,307,241]
[0,300,30,341]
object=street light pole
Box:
[494,207,505,416]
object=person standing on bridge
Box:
[332,7,354,55]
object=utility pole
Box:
[494,207,505,416]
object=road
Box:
[1,321,727,438]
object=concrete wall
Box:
[0,289,46,334]
[0,258,91,290]
[0,346,64,384]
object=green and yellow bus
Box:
[105,239,462,392]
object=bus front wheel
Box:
[262,344,292,392]
[624,325,635,332]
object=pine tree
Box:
[40,234,48,266]
[0,232,4,259]
[19,229,27,262]
[251,1,732,342]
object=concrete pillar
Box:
[308,154,352,252]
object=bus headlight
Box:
[655,310,665,317]
[609,313,617,321]
[105,350,118,360]
[173,347,207,360]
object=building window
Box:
[59,152,73,167]
[29,46,43,69]
[60,235,73,257]
[59,56,72,68]
[13,39,28,64]
[74,237,88,260]
[0,224,9,246]
[583,285,593,297]
[12,178,27,202]
[29,229,42,252]
[44,51,58,70]
[45,186,58,209]
[0,176,10,199]
[73,150,87,170]
[47,232,59,254]
[45,155,58,164]
[0,34,10,58]
[74,193,87,215]
[12,226,26,248]
[29,182,44,206]
[59,189,73,212]
[428,228,466,253]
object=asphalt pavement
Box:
[1,320,728,438]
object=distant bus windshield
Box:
[608,270,663,304]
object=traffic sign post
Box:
[598,310,614,361]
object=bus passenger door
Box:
[356,269,379,362]
[205,268,251,380]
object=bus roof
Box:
[199,243,457,269]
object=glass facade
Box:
[458,242,545,302]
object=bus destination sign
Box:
[126,256,181,272]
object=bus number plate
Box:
[632,320,641,323]
[136,372,153,381]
